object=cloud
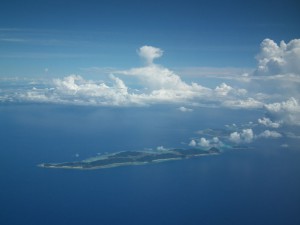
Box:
[0,44,261,108]
[138,46,163,65]
[229,132,241,143]
[188,136,223,148]
[250,39,300,107]
[175,67,252,80]
[114,51,215,105]
[212,137,220,143]
[199,137,210,147]
[189,139,197,147]
[214,83,247,97]
[215,83,233,96]
[0,38,27,43]
[117,63,210,94]
[265,97,299,113]
[229,129,254,144]
[258,130,282,138]
[247,38,300,124]
[229,128,281,144]
[264,97,300,125]
[11,63,208,106]
[258,117,281,128]
[254,38,300,76]
[285,132,300,139]
[223,98,264,109]
[178,106,193,112]
[80,66,115,75]
[50,74,131,106]
[281,144,289,148]
[1,42,299,114]
[156,146,168,151]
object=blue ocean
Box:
[1,104,300,225]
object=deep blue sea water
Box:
[1,104,300,225]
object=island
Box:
[38,147,221,170]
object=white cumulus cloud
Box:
[258,117,281,128]
[1,41,299,114]
[117,64,209,93]
[190,136,223,148]
[265,97,300,125]
[212,137,220,143]
[138,45,163,66]
[258,130,282,138]
[255,38,300,76]
[229,132,242,143]
[215,83,233,96]
[189,139,197,147]
[229,129,254,144]
[241,129,254,143]
[199,137,210,148]
[51,74,131,106]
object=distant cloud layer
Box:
[1,39,300,127]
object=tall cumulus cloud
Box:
[254,38,300,76]
[138,46,163,66]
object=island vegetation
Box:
[38,147,221,170]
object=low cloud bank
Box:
[1,40,300,127]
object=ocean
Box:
[1,104,300,225]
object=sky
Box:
[0,0,299,77]
[1,3,300,224]
[1,0,300,148]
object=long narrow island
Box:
[38,147,221,170]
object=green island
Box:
[38,147,221,170]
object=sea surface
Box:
[1,104,300,225]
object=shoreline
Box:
[38,147,221,170]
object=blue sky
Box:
[1,0,299,77]
[1,3,300,224]
[1,0,300,148]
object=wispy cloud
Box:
[0,53,96,59]
[80,67,116,74]
[175,67,252,80]
[0,27,109,48]
[0,38,27,42]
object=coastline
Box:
[38,147,221,170]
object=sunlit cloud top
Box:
[1,39,300,126]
